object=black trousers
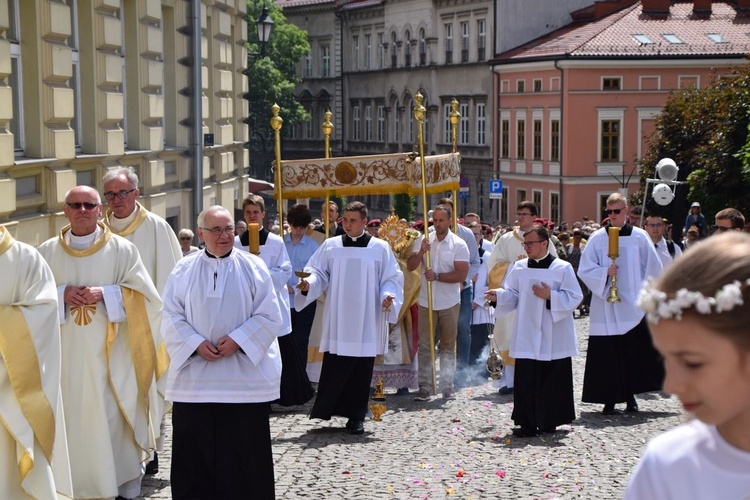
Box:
[512,357,576,430]
[291,302,316,363]
[310,353,374,421]
[171,402,275,500]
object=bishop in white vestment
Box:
[0,226,72,499]
[296,202,403,434]
[38,186,162,499]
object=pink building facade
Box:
[490,0,750,225]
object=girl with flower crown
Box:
[625,232,750,499]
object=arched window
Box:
[404,30,411,67]
[419,28,426,65]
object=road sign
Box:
[459,187,470,199]
[489,179,503,199]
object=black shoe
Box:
[396,387,410,396]
[626,396,639,412]
[511,426,537,437]
[145,452,158,475]
[540,426,557,434]
[346,419,364,434]
[602,403,621,415]
[498,386,514,396]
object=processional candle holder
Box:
[607,226,621,303]
[248,223,261,255]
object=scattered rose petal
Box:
[496,470,506,478]
[451,418,461,423]
[342,470,350,474]
[446,487,455,494]
[542,472,550,478]
[456,470,465,477]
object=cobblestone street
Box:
[140,316,685,499]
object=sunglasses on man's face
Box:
[604,208,624,215]
[66,202,100,210]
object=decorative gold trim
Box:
[0,226,14,256]
[0,306,56,463]
[103,201,149,237]
[155,341,170,381]
[58,221,112,257]
[70,304,97,326]
[121,288,156,403]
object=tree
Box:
[637,66,750,231]
[393,193,415,221]
[244,1,310,174]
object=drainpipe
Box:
[190,0,204,225]
[335,9,345,155]
[554,58,564,224]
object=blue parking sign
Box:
[489,179,503,199]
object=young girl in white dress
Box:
[625,231,750,499]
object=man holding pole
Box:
[578,192,663,415]
[407,204,469,401]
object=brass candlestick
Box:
[607,256,621,303]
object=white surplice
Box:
[577,226,663,337]
[0,226,72,499]
[234,231,292,336]
[493,257,582,361]
[38,223,162,500]
[161,249,283,403]
[295,236,404,357]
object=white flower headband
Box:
[637,278,750,323]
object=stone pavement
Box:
[139,316,686,499]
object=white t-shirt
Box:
[625,420,750,500]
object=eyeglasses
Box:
[201,226,235,236]
[66,202,100,210]
[646,223,663,228]
[713,225,733,232]
[179,237,192,241]
[604,208,624,215]
[103,189,137,200]
[515,212,533,217]
[521,240,545,248]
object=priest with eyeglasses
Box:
[38,186,162,500]
[161,205,283,499]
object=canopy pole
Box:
[271,104,284,228]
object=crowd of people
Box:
[2,173,749,498]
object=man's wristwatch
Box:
[434,273,440,282]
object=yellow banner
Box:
[277,152,461,199]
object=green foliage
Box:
[638,66,750,219]
[393,193,415,221]
[245,1,310,152]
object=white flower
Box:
[715,281,743,313]
[694,297,713,315]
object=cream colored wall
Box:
[0,0,250,245]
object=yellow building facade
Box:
[0,0,250,245]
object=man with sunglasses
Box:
[486,201,558,395]
[485,226,582,437]
[102,166,181,474]
[713,208,745,235]
[578,193,663,415]
[38,186,162,499]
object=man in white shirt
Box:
[408,204,469,401]
[644,214,682,269]
[161,205,283,498]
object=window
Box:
[378,33,385,69]
[533,190,542,214]
[477,19,486,61]
[76,170,94,187]
[304,53,312,77]
[461,22,469,62]
[601,120,620,161]
[501,119,510,158]
[303,114,313,139]
[517,119,525,159]
[459,103,469,145]
[476,103,485,145]
[533,79,542,92]
[533,119,542,160]
[444,23,453,64]
[321,45,330,77]
[353,105,361,140]
[408,99,415,144]
[517,80,525,93]
[517,189,527,205]
[404,30,411,67]
[68,0,81,148]
[633,34,653,45]
[706,33,726,43]
[365,104,372,141]
[603,77,621,90]
[377,106,385,142]
[662,34,684,44]
[364,34,371,70]
[390,32,397,68]
[550,192,560,224]
[8,0,23,152]
[419,28,426,65]
[501,187,508,224]
[394,106,400,143]
[550,119,560,162]
[353,35,359,70]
